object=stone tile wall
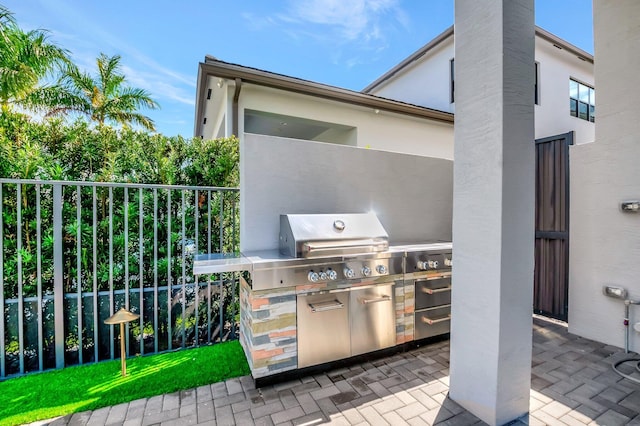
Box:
[240,278,297,378]
[396,277,415,344]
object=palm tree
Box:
[0,5,70,107]
[42,53,160,131]
[0,3,14,32]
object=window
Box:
[450,58,455,103]
[570,79,595,122]
[534,62,540,105]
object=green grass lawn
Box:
[0,341,250,425]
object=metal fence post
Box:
[0,183,5,377]
[53,183,65,369]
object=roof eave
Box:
[535,27,594,64]
[194,64,208,138]
[362,25,594,94]
[362,25,454,94]
[195,59,454,131]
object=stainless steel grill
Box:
[194,212,402,289]
[193,213,452,374]
[277,213,399,368]
[279,213,389,258]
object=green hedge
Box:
[0,109,238,186]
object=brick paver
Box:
[29,317,640,425]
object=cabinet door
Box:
[297,291,350,368]
[350,284,396,356]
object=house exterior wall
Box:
[569,0,640,353]
[367,33,595,145]
[199,75,230,139]
[236,84,454,159]
[370,37,455,114]
[534,37,594,144]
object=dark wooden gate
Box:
[534,131,573,321]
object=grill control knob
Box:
[362,266,371,277]
[376,265,388,275]
[308,271,319,283]
[327,269,338,280]
[319,271,328,281]
[444,258,453,267]
[344,267,355,279]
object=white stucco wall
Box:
[369,37,455,114]
[534,38,594,144]
[367,32,595,145]
[236,85,454,159]
[569,0,640,352]
[240,134,453,252]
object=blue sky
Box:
[5,0,593,137]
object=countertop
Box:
[192,241,452,276]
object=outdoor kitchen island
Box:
[193,213,452,384]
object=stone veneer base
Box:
[240,272,448,380]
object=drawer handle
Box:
[361,295,391,304]
[417,274,450,281]
[421,314,451,325]
[308,300,344,312]
[421,285,452,295]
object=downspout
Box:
[232,78,242,137]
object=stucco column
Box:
[449,1,535,425]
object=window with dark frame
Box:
[450,58,455,103]
[570,79,595,122]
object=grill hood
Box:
[279,213,389,258]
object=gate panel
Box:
[534,132,572,321]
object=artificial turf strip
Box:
[0,340,250,425]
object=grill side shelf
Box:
[193,253,252,275]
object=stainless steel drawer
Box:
[415,277,451,310]
[415,305,451,340]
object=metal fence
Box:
[0,179,240,378]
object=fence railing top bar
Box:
[0,179,239,192]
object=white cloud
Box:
[284,0,404,42]
[242,0,408,67]
[241,12,279,31]
[121,65,195,106]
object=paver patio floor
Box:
[34,317,640,425]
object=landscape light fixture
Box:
[104,307,140,376]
